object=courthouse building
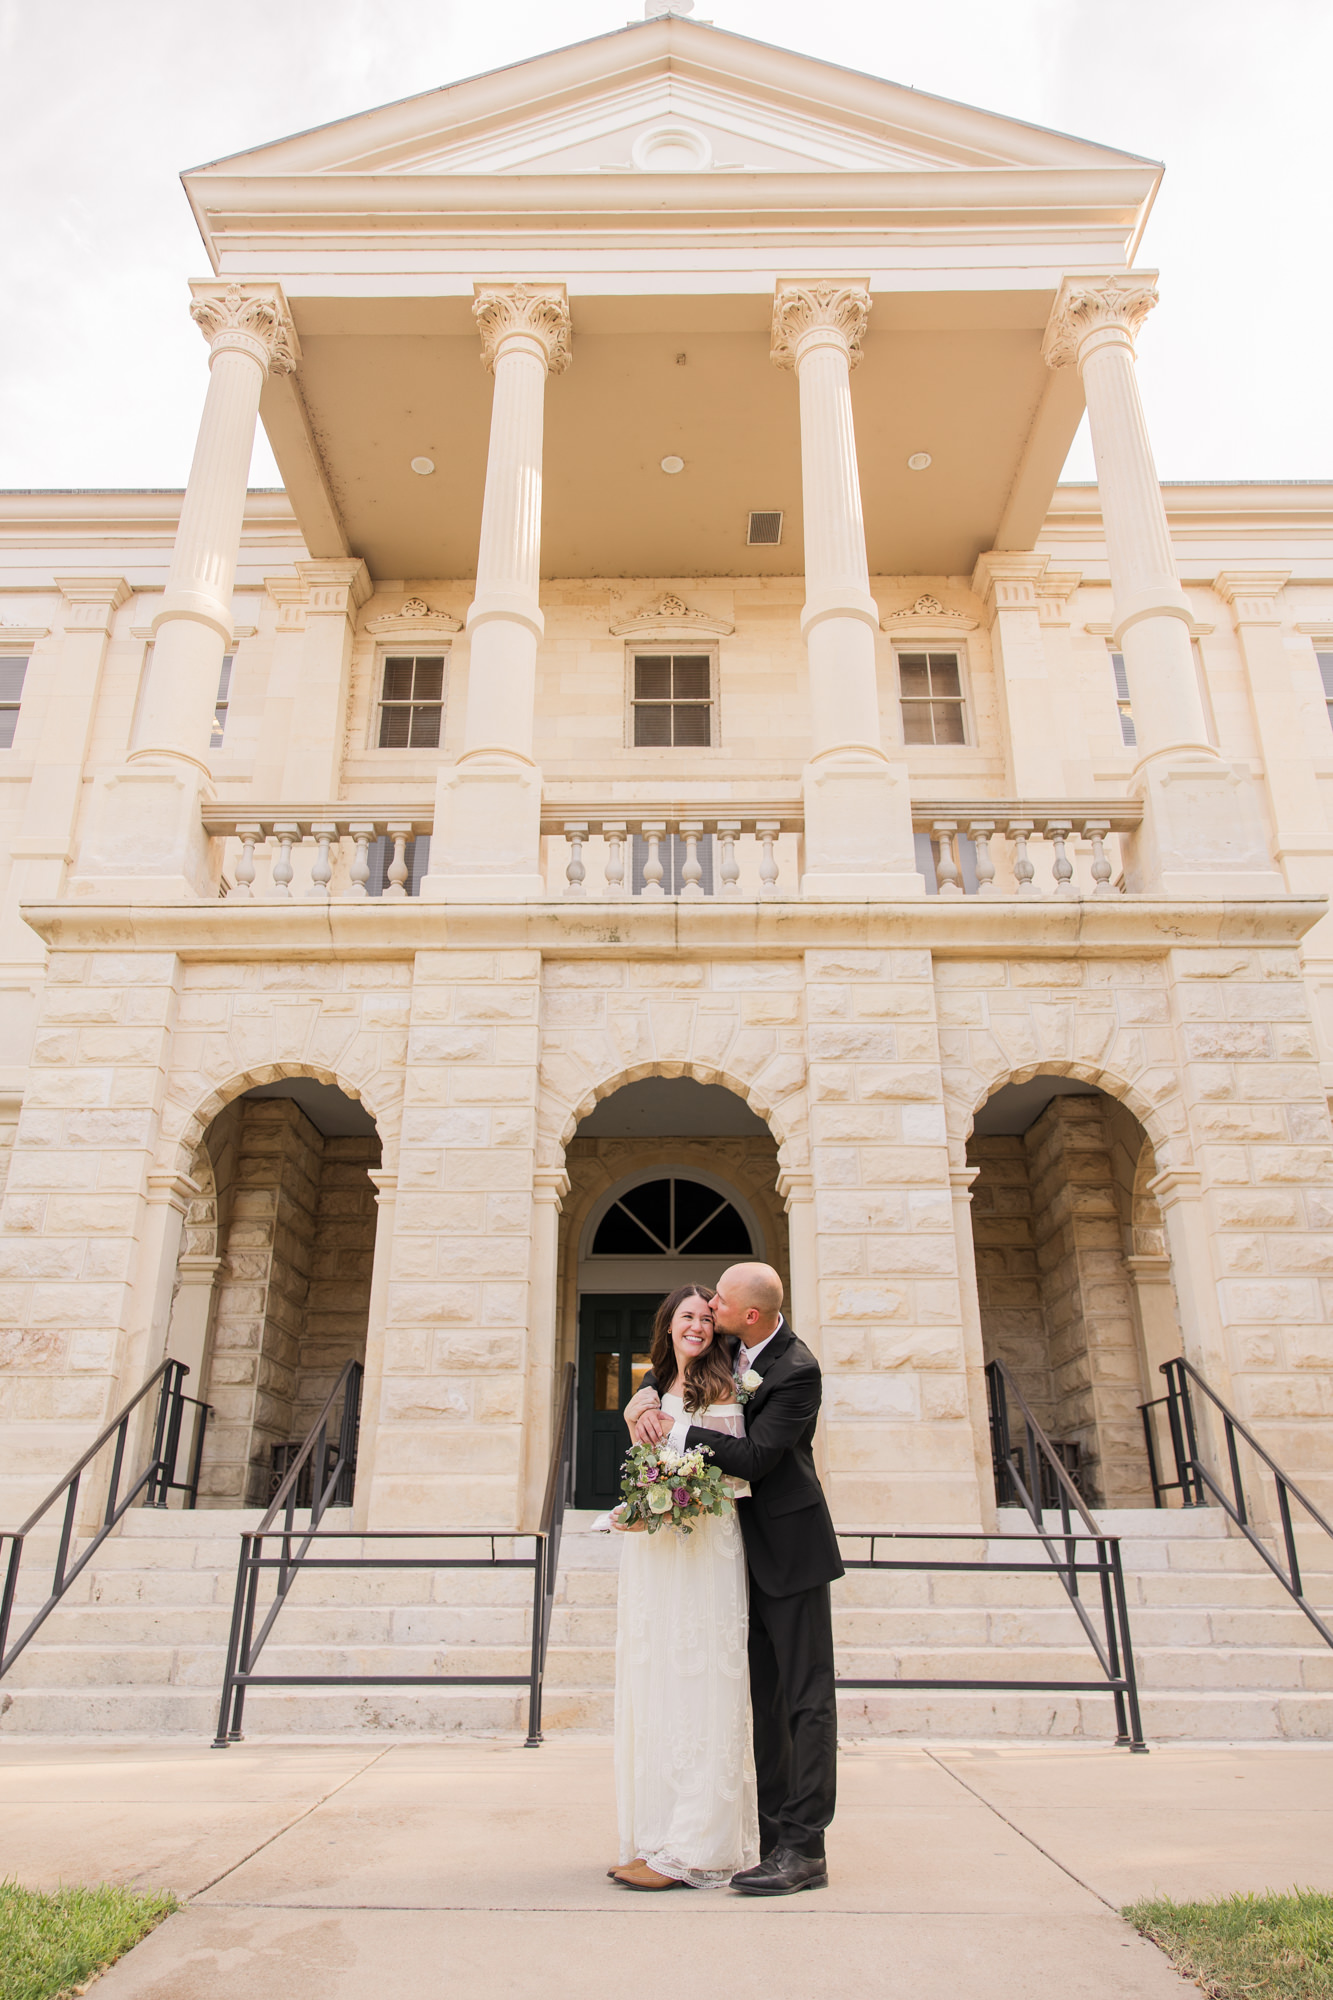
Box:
[2,10,1332,1736]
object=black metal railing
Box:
[211,1360,576,1749]
[835,1358,1147,1752]
[1145,1356,1333,1651]
[0,1357,210,1680]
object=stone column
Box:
[950,1165,997,1530]
[352,1167,397,1532]
[771,282,921,897]
[73,283,298,898]
[1043,275,1279,895]
[0,576,129,964]
[427,284,571,900]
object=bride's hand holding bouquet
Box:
[613,1438,734,1535]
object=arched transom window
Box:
[590,1175,752,1259]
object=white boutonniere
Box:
[736,1368,762,1406]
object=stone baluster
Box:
[385,824,412,900]
[1084,819,1116,897]
[679,821,704,899]
[968,821,997,897]
[428,283,572,899]
[640,822,666,899]
[603,821,626,899]
[308,821,336,899]
[347,822,375,898]
[932,821,962,897]
[771,281,920,896]
[232,824,261,899]
[1046,819,1076,897]
[269,823,298,898]
[756,820,781,899]
[1007,819,1037,896]
[563,822,588,898]
[716,821,741,896]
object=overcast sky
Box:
[1,0,1329,493]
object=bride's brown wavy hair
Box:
[648,1285,738,1414]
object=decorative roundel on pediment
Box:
[365,599,462,637]
[630,122,713,174]
[610,592,735,641]
[880,593,978,636]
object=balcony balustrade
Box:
[201,798,1143,904]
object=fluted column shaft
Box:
[133,284,298,771]
[428,285,570,897]
[1045,275,1211,764]
[771,282,920,895]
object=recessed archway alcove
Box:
[556,1076,789,1508]
[167,1075,382,1508]
[966,1072,1185,1508]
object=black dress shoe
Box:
[731,1844,828,1896]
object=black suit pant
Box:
[747,1573,837,1858]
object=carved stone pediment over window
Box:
[881,593,978,637]
[609,592,735,641]
[365,598,462,637]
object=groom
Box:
[624,1261,843,1895]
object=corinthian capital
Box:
[771,280,872,371]
[473,283,572,375]
[1042,271,1159,371]
[188,282,299,377]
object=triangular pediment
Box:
[187,18,1153,186]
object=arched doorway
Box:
[558,1078,788,1509]
[967,1073,1184,1507]
[165,1076,382,1508]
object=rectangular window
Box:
[0,657,27,749]
[210,654,234,749]
[1317,652,1333,730]
[631,653,712,747]
[377,654,445,749]
[1111,650,1137,747]
[897,650,967,745]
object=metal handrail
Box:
[0,1357,209,1679]
[1158,1356,1333,1651]
[983,1357,1146,1749]
[211,1361,577,1750]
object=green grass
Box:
[0,1881,177,2000]
[1126,1891,1333,1999]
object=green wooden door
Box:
[575,1295,658,1510]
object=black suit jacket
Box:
[640,1320,844,1599]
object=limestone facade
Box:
[2,17,1333,1546]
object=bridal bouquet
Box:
[616,1440,735,1535]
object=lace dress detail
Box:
[615,1397,760,1888]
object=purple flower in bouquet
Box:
[643,1465,659,1482]
[672,1487,690,1506]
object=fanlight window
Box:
[591,1177,752,1258]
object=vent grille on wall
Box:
[746,511,783,546]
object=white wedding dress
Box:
[614,1395,760,1887]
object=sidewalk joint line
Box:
[922,1750,1116,1913]
[186,1744,392,1902]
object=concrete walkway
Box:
[4,1736,1332,1997]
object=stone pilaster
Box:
[970,553,1068,797]
[772,282,921,897]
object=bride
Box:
[607,1284,760,1891]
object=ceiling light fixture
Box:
[907,452,932,471]
[410,456,435,476]
[660,455,685,474]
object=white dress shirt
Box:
[665,1320,785,1453]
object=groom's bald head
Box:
[711,1262,783,1339]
